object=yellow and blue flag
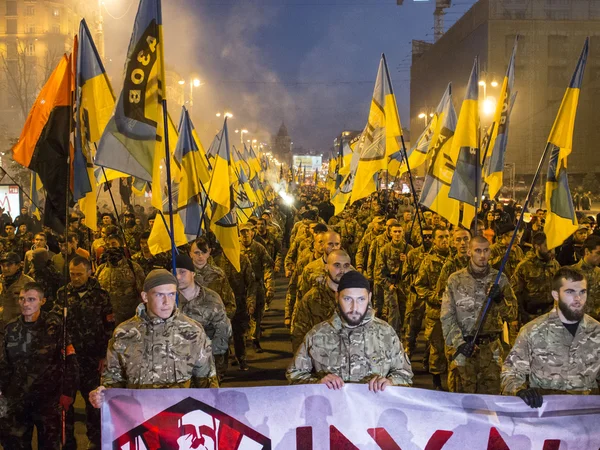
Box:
[94,0,167,210]
[211,210,240,272]
[419,83,458,224]
[544,38,588,250]
[448,58,480,229]
[207,119,234,223]
[485,37,518,199]
[30,171,42,220]
[351,54,402,203]
[74,19,115,232]
[174,106,210,208]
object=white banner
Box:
[102,384,600,450]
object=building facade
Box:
[0,0,101,142]
[410,0,600,178]
[271,121,292,164]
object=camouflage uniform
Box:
[241,240,274,342]
[131,250,170,276]
[296,256,326,303]
[0,311,78,449]
[374,240,413,334]
[194,263,237,319]
[333,218,361,262]
[441,266,517,394]
[0,270,35,336]
[490,241,525,280]
[435,253,470,390]
[179,281,232,356]
[502,310,600,395]
[214,253,256,364]
[95,258,145,325]
[0,237,25,259]
[290,280,337,352]
[366,233,392,318]
[257,230,282,273]
[102,304,218,389]
[55,277,114,449]
[285,248,319,323]
[355,230,381,275]
[414,248,450,375]
[569,259,600,320]
[511,254,560,325]
[401,245,430,357]
[287,309,413,386]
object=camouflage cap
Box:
[0,252,20,264]
[239,222,254,232]
[373,216,386,224]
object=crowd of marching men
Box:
[0,185,600,448]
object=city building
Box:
[0,0,101,142]
[271,121,292,164]
[410,0,600,181]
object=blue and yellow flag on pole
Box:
[174,106,210,208]
[485,37,518,199]
[207,119,234,223]
[30,171,42,220]
[350,54,402,203]
[74,19,115,232]
[419,84,458,224]
[448,58,480,229]
[544,38,588,250]
[396,84,451,176]
[94,0,167,210]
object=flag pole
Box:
[454,141,552,360]
[161,99,178,276]
[473,121,496,232]
[381,53,425,243]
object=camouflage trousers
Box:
[284,270,299,322]
[232,306,250,362]
[449,338,503,394]
[372,283,385,319]
[403,292,425,358]
[423,315,447,375]
[64,359,101,449]
[384,288,407,336]
[1,396,61,450]
[249,285,266,342]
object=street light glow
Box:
[418,113,426,119]
[483,96,497,115]
[224,112,233,118]
[178,79,185,85]
[193,78,202,87]
[241,129,248,134]
[478,80,486,87]
[491,80,499,88]
[216,113,221,117]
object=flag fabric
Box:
[331,146,360,216]
[148,212,187,255]
[74,19,116,232]
[485,37,518,199]
[174,106,210,208]
[544,38,588,250]
[30,171,42,220]
[211,210,240,272]
[419,83,458,225]
[351,54,402,203]
[448,58,480,229]
[12,55,71,232]
[207,119,233,223]
[94,0,167,210]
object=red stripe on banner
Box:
[330,425,359,450]
[367,428,402,450]
[488,427,510,450]
[296,426,313,450]
[424,430,454,450]
[543,440,561,450]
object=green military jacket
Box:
[195,263,237,319]
[287,309,413,386]
[102,304,218,389]
[570,259,600,320]
[502,310,600,395]
[414,248,450,319]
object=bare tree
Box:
[0,39,37,120]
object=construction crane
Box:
[397,0,452,42]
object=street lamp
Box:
[482,96,497,116]
[216,112,233,118]
[234,129,248,145]
[179,77,204,110]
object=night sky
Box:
[101,0,477,155]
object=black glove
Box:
[517,388,543,408]
[456,340,476,358]
[488,283,504,304]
